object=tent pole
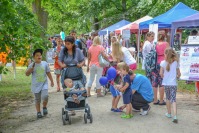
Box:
[137,29,140,69]
[170,28,176,47]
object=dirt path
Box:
[1,68,199,133]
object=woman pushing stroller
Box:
[58,36,86,104]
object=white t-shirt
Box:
[160,60,179,86]
[142,40,153,60]
[27,61,50,93]
[122,47,136,65]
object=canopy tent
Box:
[170,12,199,46]
[139,2,198,29]
[115,16,152,34]
[172,12,199,29]
[98,20,131,35]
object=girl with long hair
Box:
[160,48,181,123]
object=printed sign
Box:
[180,44,199,81]
[122,29,131,39]
[188,36,199,44]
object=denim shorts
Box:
[123,90,132,104]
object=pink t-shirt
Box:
[156,42,167,64]
[88,45,105,67]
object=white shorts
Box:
[54,69,61,75]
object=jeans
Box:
[87,64,103,89]
[131,92,150,111]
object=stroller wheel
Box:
[62,113,67,125]
[84,113,87,124]
[62,108,65,115]
[62,115,67,125]
[89,113,93,123]
[68,115,72,125]
[86,104,91,114]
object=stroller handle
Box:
[64,89,87,95]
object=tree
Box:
[0,0,44,74]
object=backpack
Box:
[145,48,157,79]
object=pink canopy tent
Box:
[115,16,152,34]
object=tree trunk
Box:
[122,0,127,19]
[32,0,48,38]
[93,17,99,31]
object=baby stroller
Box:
[61,64,93,125]
[102,61,122,95]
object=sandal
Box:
[153,100,160,105]
[121,114,131,119]
[159,100,166,105]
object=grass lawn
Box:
[0,67,32,121]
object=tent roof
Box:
[139,2,198,29]
[98,20,131,35]
[115,16,152,34]
[172,12,199,29]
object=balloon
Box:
[60,31,65,41]
[107,74,112,80]
[107,74,114,81]
[107,67,117,79]
[99,76,108,86]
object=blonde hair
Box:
[93,36,101,46]
[146,31,155,41]
[117,62,129,72]
[158,33,165,41]
[111,41,123,62]
[164,48,178,71]
[111,36,117,44]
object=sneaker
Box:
[129,114,133,118]
[121,114,131,119]
[172,116,178,123]
[140,105,151,116]
[43,107,48,115]
[113,108,122,112]
[132,108,140,112]
[165,113,172,118]
[37,112,42,118]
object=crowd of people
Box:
[26,29,199,124]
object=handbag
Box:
[98,46,110,67]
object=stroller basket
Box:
[67,100,85,108]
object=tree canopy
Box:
[0,0,199,74]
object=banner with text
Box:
[180,44,199,81]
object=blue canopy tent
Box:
[98,20,131,35]
[139,2,198,29]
